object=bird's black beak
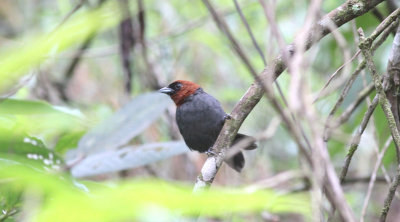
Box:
[159,87,174,95]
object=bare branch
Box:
[359,26,400,221]
[360,136,392,221]
[324,16,399,141]
[118,0,135,93]
[379,22,400,222]
[195,1,385,221]
[339,95,379,183]
[233,0,266,66]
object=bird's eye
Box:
[174,84,181,90]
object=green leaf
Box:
[0,99,85,138]
[68,92,172,158]
[70,141,189,178]
[0,98,63,115]
[0,2,120,93]
[0,160,311,221]
[55,131,86,155]
[0,128,64,169]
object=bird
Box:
[159,80,257,172]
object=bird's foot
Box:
[224,114,232,121]
[206,147,217,156]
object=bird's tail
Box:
[224,133,257,172]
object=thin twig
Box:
[195,1,311,193]
[54,0,86,31]
[118,0,135,93]
[369,8,400,44]
[235,0,313,155]
[233,0,266,66]
[59,33,97,101]
[380,164,400,221]
[384,21,400,160]
[341,95,378,183]
[343,176,389,185]
[58,0,108,101]
[334,83,375,127]
[313,17,352,102]
[258,0,314,152]
[323,19,399,141]
[359,27,400,221]
[379,22,400,222]
[195,1,384,221]
[353,19,400,201]
[137,0,160,90]
[360,136,392,222]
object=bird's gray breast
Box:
[176,91,226,152]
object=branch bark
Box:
[379,22,400,222]
[194,0,385,185]
[195,0,385,221]
[358,26,400,221]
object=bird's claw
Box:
[224,114,232,121]
[206,147,217,156]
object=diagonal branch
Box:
[193,0,385,186]
[195,0,386,221]
[358,27,400,222]
[195,0,386,188]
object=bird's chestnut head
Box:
[159,80,200,106]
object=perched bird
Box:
[159,80,256,172]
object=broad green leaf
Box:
[0,98,69,115]
[70,141,189,178]
[0,161,311,222]
[55,131,86,155]
[68,92,172,158]
[0,128,64,170]
[0,99,85,138]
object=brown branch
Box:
[53,0,86,32]
[118,0,135,93]
[137,0,161,90]
[58,0,107,101]
[195,0,311,192]
[380,165,400,221]
[361,136,393,220]
[232,0,266,66]
[372,8,385,22]
[368,8,400,44]
[359,27,400,222]
[324,15,399,141]
[335,83,375,126]
[195,1,386,221]
[384,20,400,160]
[258,0,313,151]
[339,95,379,184]
[233,0,312,153]
[379,23,400,222]
[386,0,398,15]
[343,176,388,185]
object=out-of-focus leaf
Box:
[0,2,120,93]
[68,92,172,159]
[0,98,83,116]
[70,141,189,178]
[0,161,311,222]
[0,186,20,221]
[0,99,85,138]
[0,98,64,115]
[55,131,86,155]
[0,128,64,170]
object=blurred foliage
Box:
[0,157,310,222]
[0,0,398,221]
[0,1,120,93]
